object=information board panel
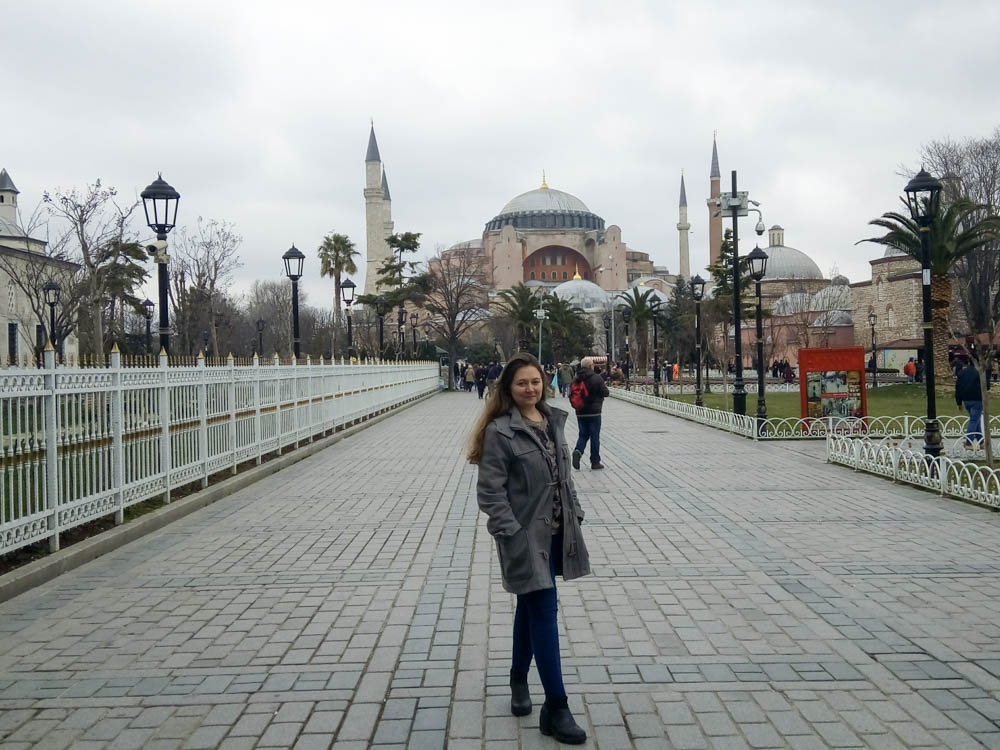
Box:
[798,347,868,421]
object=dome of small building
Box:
[447,238,484,252]
[500,187,590,215]
[883,245,908,258]
[831,274,850,285]
[809,283,852,312]
[811,310,853,327]
[772,292,812,316]
[761,225,824,281]
[552,278,609,312]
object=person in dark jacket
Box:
[475,364,488,399]
[468,352,590,744]
[571,356,610,470]
[955,359,984,447]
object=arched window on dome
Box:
[530,272,535,280]
[886,305,895,328]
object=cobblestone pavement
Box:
[2,392,1000,749]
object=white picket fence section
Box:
[0,349,439,556]
[610,387,997,442]
[827,435,1000,509]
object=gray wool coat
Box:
[476,402,591,594]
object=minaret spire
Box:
[679,171,687,208]
[382,168,391,201]
[707,134,723,266]
[677,171,691,280]
[365,123,381,162]
[710,133,720,180]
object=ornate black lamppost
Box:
[868,310,878,389]
[691,274,706,407]
[375,296,387,356]
[409,312,418,355]
[602,313,612,359]
[396,305,406,360]
[142,299,155,354]
[747,246,769,433]
[650,297,662,398]
[904,168,944,457]
[424,320,432,355]
[201,330,210,356]
[140,174,180,354]
[282,245,305,359]
[255,318,265,356]
[340,278,356,359]
[43,281,60,359]
[621,305,632,391]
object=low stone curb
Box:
[0,390,438,604]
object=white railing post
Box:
[110,344,125,524]
[43,344,60,552]
[159,348,171,503]
[227,353,237,474]
[253,353,262,465]
[197,351,208,488]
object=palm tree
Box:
[861,197,1000,377]
[619,287,655,373]
[317,232,359,352]
[543,294,587,361]
[496,283,542,350]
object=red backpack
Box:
[569,379,589,410]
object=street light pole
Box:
[339,278,356,360]
[140,174,180,355]
[904,168,944,457]
[410,312,418,356]
[729,171,746,416]
[535,306,547,363]
[143,299,154,355]
[651,298,661,398]
[376,297,387,356]
[868,310,878,390]
[255,318,265,357]
[44,281,60,361]
[747,246,769,435]
[622,306,632,391]
[282,245,305,359]
[691,275,706,408]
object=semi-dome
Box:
[809,282,852,312]
[500,187,590,215]
[446,238,484,252]
[883,246,908,258]
[552,278,609,312]
[772,292,812,316]
[761,245,823,281]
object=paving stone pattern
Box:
[2,392,1000,748]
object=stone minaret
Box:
[0,168,19,224]
[677,172,690,280]
[381,167,394,263]
[364,124,390,296]
[706,135,722,267]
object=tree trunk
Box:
[931,273,952,384]
[89,280,104,357]
[980,363,993,467]
[448,341,457,390]
[636,322,649,375]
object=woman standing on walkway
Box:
[467,352,590,745]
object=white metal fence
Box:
[827,435,1000,509]
[0,349,439,556]
[611,388,998,442]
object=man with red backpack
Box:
[569,357,610,470]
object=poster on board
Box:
[799,347,868,424]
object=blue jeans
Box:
[511,533,565,701]
[574,415,601,463]
[965,400,983,446]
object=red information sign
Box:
[798,347,868,421]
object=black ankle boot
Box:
[510,679,532,716]
[539,697,586,744]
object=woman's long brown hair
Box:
[467,352,546,464]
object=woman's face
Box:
[510,365,543,410]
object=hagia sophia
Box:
[362,125,922,369]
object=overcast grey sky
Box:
[4,0,999,308]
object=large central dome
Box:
[499,187,590,215]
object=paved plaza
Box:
[2,392,1000,749]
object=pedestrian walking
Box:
[904,357,917,383]
[558,362,574,397]
[955,358,984,447]
[486,361,502,398]
[468,352,590,745]
[475,364,488,399]
[465,364,476,392]
[569,356,610,470]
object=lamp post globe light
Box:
[423,319,432,340]
[282,244,305,359]
[691,274,706,407]
[255,318,266,357]
[339,278,356,359]
[621,304,632,391]
[43,280,60,359]
[140,174,180,354]
[904,168,944,457]
[747,246,769,433]
[375,296,387,356]
[868,310,878,389]
[142,299,155,354]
